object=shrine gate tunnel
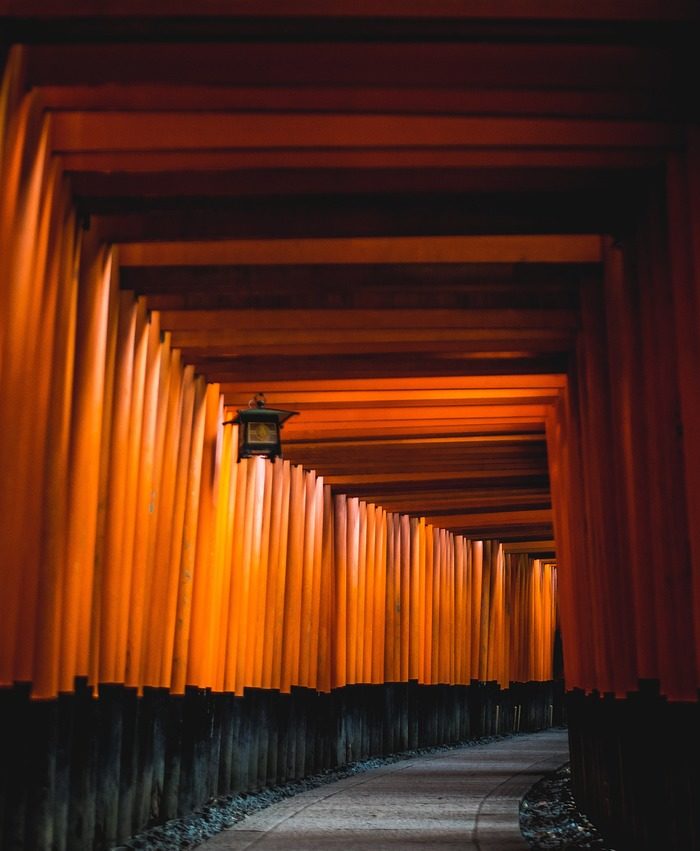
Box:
[1,5,700,850]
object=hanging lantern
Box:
[224,392,298,461]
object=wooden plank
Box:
[8,1,699,21]
[61,150,664,179]
[326,469,547,485]
[51,111,676,153]
[220,374,567,392]
[183,341,571,360]
[281,421,546,440]
[285,433,545,449]
[427,508,552,527]
[373,494,551,512]
[227,393,559,411]
[158,308,577,332]
[120,234,601,266]
[96,198,612,244]
[66,163,660,200]
[503,540,556,554]
[244,406,550,425]
[172,329,572,352]
[39,83,665,120]
[124,262,581,303]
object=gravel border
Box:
[520,763,616,850]
[113,732,516,851]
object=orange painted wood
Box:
[416,518,427,684]
[126,312,163,687]
[243,457,270,686]
[470,542,483,679]
[171,375,207,693]
[408,517,420,681]
[486,545,504,685]
[235,457,260,693]
[117,297,151,687]
[317,483,334,693]
[159,308,576,333]
[170,328,571,354]
[346,497,361,684]
[1,113,53,686]
[371,508,387,685]
[361,503,375,685]
[159,364,196,688]
[89,267,121,688]
[261,458,284,689]
[34,185,78,699]
[388,513,402,684]
[99,289,137,684]
[11,1,692,21]
[333,494,348,688]
[431,530,442,683]
[422,524,434,683]
[309,476,325,688]
[269,460,291,691]
[224,375,566,394]
[59,146,661,174]
[147,347,185,685]
[253,459,274,689]
[215,425,239,691]
[139,332,173,686]
[280,463,305,692]
[453,538,464,684]
[115,297,149,684]
[37,82,664,123]
[442,530,453,683]
[356,500,368,683]
[212,429,234,691]
[185,382,222,688]
[299,470,319,688]
[118,234,601,267]
[399,514,411,683]
[223,448,248,692]
[0,83,30,686]
[459,538,470,682]
[52,111,674,154]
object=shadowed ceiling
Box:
[3,1,699,547]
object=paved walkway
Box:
[203,729,569,850]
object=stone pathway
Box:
[202,729,569,850]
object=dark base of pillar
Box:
[566,684,700,851]
[0,679,560,850]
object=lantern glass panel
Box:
[246,420,279,446]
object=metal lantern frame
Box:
[224,393,298,461]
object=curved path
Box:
[203,729,568,850]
